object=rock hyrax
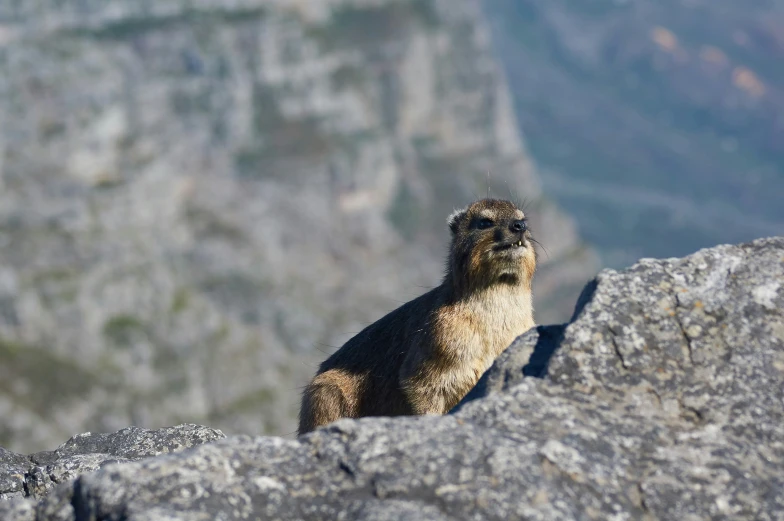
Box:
[298,198,537,434]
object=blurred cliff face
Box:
[484,0,784,268]
[0,0,596,452]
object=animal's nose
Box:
[510,220,527,233]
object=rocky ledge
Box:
[0,425,225,517]
[1,237,783,520]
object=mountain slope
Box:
[484,0,784,267]
[0,0,596,452]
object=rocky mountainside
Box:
[1,236,782,520]
[0,0,597,453]
[483,0,784,267]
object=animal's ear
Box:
[447,208,467,234]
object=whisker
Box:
[312,344,335,356]
[529,237,551,260]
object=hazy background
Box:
[484,0,784,267]
[0,0,780,453]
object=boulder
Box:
[0,424,224,520]
[2,237,782,520]
[0,448,29,501]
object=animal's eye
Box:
[477,218,494,229]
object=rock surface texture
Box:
[0,424,224,519]
[1,237,781,520]
[0,0,596,453]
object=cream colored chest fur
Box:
[448,287,533,359]
[427,286,535,410]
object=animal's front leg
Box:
[402,375,448,415]
[400,350,449,415]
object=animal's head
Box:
[446,198,537,291]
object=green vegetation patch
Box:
[331,64,366,91]
[103,314,149,349]
[26,268,81,307]
[64,6,268,40]
[170,288,191,314]
[220,387,276,415]
[308,0,438,50]
[208,386,281,433]
[184,204,246,243]
[0,338,100,414]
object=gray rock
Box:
[0,423,224,516]
[17,236,784,520]
[465,236,784,518]
[0,497,35,521]
[32,423,226,463]
[26,424,225,500]
[0,447,29,501]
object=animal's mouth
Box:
[493,240,526,252]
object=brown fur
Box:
[298,198,537,434]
